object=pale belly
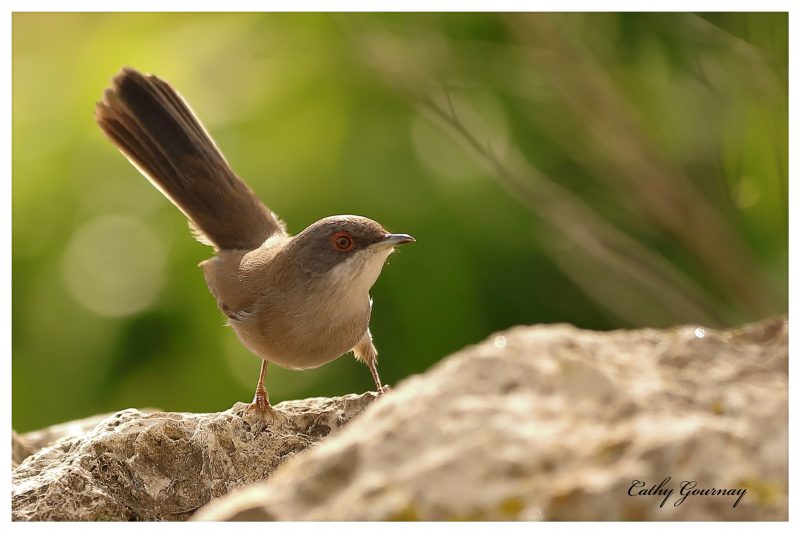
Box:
[230,301,371,370]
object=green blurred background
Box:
[12,13,787,431]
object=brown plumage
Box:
[95,67,285,250]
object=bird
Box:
[95,67,414,420]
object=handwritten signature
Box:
[628,477,746,508]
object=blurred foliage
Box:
[12,13,787,431]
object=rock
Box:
[194,317,787,521]
[12,393,381,521]
[13,318,787,521]
[12,431,33,468]
[16,410,158,463]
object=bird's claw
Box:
[243,388,281,423]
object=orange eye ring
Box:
[331,231,355,252]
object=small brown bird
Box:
[95,67,414,419]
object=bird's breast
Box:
[231,287,372,370]
[205,244,381,370]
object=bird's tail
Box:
[95,67,284,250]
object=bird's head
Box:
[284,215,414,293]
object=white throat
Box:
[328,247,394,297]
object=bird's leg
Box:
[245,360,278,419]
[353,329,388,395]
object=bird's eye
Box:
[331,231,354,252]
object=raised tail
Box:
[95,67,285,250]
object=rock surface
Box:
[15,410,159,465]
[12,431,33,468]
[12,393,380,520]
[13,318,788,521]
[194,318,788,521]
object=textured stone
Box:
[12,431,33,468]
[13,318,787,521]
[195,317,787,521]
[12,393,380,521]
[16,410,158,464]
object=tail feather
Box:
[95,67,285,250]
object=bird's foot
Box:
[377,384,392,396]
[243,388,281,423]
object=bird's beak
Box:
[374,233,415,248]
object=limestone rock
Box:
[12,393,380,521]
[195,318,787,521]
[16,410,158,464]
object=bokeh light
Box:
[62,215,166,317]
